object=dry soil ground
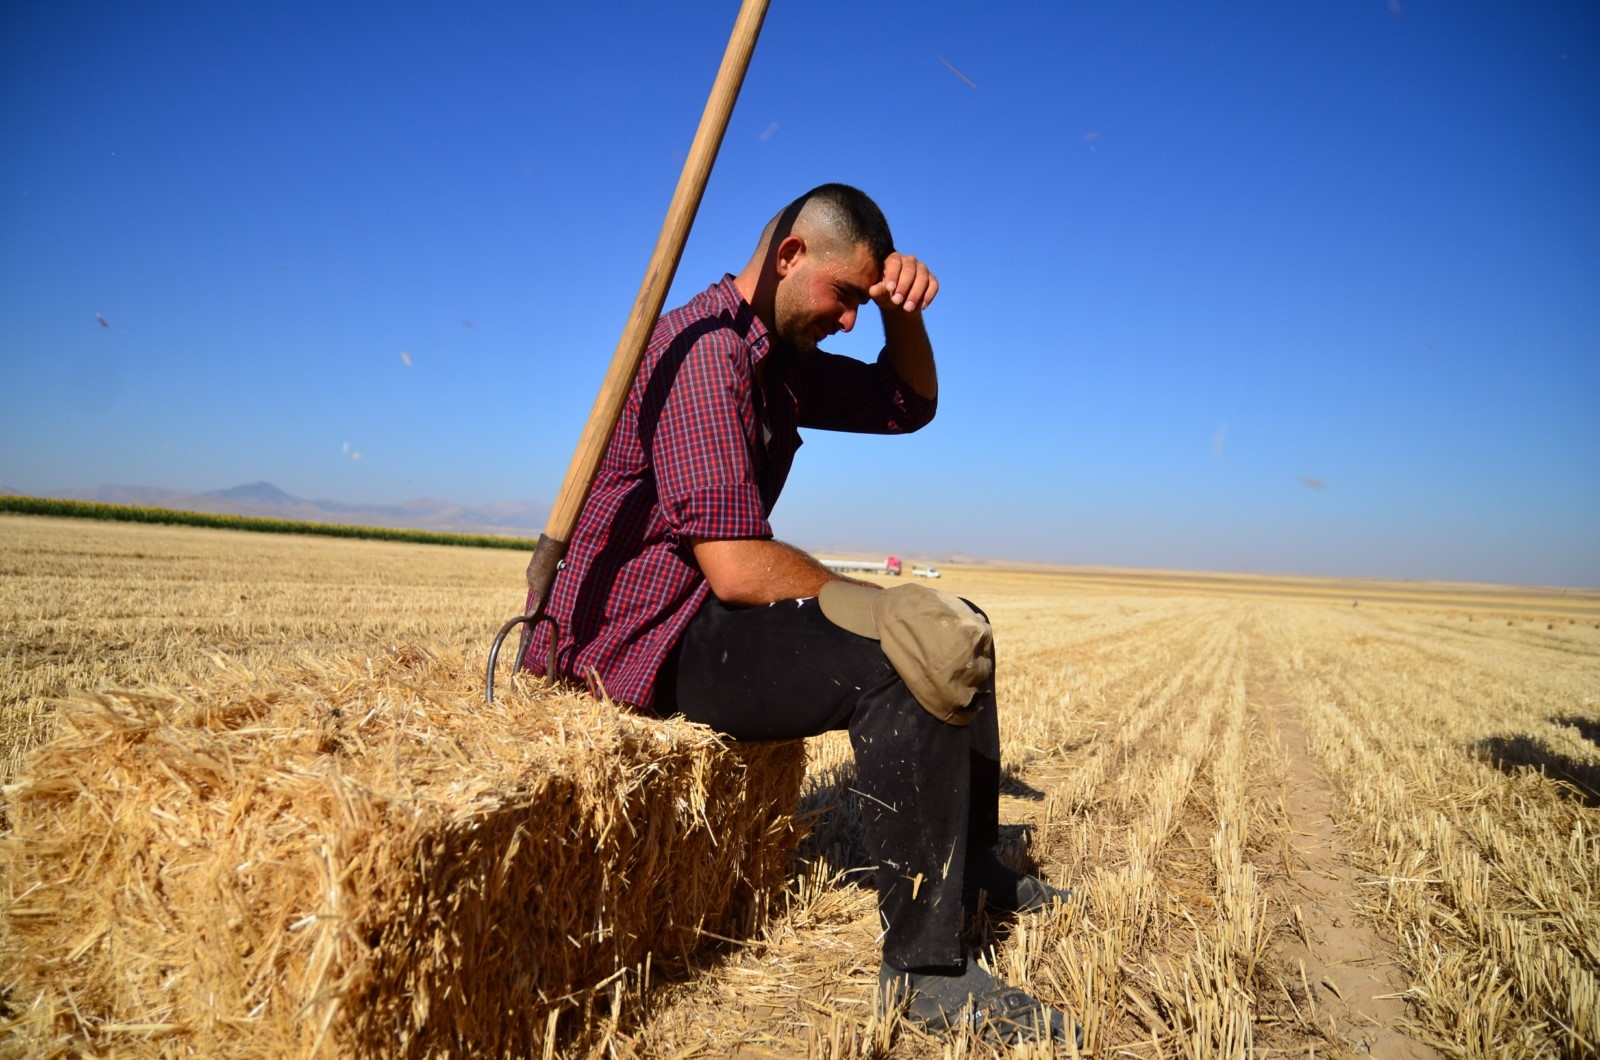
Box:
[3,514,1597,1058]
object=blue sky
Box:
[2,2,1596,586]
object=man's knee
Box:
[817,582,993,726]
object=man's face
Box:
[772,240,881,354]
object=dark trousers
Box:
[654,594,1001,971]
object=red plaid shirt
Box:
[522,275,937,709]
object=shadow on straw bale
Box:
[1474,730,1600,807]
[1,644,805,1057]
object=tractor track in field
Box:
[1249,648,1441,1060]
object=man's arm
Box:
[871,252,939,401]
[684,256,940,607]
[689,537,866,606]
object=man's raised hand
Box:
[872,253,939,314]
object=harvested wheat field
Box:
[3,513,1597,1058]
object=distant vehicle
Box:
[912,567,941,579]
[819,555,902,576]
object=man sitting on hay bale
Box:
[522,183,1075,1046]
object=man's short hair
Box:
[786,183,895,265]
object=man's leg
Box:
[654,595,997,969]
[656,595,1075,1045]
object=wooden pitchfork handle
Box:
[486,0,772,702]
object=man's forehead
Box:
[826,242,882,291]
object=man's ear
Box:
[772,234,806,278]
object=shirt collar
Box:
[715,274,772,365]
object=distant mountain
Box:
[203,481,300,506]
[41,482,548,538]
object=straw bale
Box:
[1,645,806,1057]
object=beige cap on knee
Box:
[817,582,993,725]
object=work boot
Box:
[879,959,1081,1047]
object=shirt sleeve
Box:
[794,347,938,434]
[649,329,773,542]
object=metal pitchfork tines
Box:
[484,534,564,703]
[483,0,771,703]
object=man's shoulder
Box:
[661,275,739,323]
[653,276,765,360]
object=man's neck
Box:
[732,266,775,333]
